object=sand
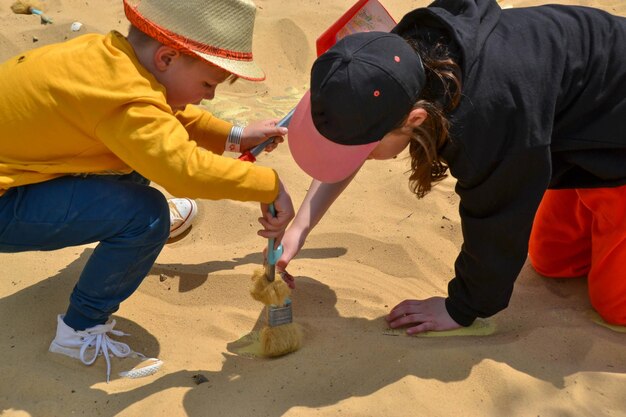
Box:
[1,0,625,416]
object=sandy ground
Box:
[1,0,625,416]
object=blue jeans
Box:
[0,173,170,330]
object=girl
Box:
[276,0,626,334]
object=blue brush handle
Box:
[249,107,296,158]
[267,203,283,266]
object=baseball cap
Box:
[289,31,425,183]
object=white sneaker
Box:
[168,197,198,238]
[49,315,163,383]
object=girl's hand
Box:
[270,225,309,290]
[385,297,462,335]
[278,270,296,290]
[241,119,287,153]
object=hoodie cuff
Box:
[445,297,476,327]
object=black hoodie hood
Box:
[393,0,501,79]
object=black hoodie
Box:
[394,0,626,326]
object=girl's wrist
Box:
[290,218,311,236]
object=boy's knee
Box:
[133,187,170,242]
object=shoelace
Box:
[168,201,183,224]
[78,320,141,383]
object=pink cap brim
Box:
[288,90,379,183]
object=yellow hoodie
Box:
[0,31,278,202]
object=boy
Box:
[0,0,293,381]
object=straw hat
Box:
[123,0,265,81]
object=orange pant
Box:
[529,185,626,325]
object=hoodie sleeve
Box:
[440,48,555,325]
[444,144,551,326]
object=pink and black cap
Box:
[289,31,425,183]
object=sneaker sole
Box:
[119,358,163,379]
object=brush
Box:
[250,204,302,357]
[242,110,292,306]
[238,108,301,356]
[10,0,54,24]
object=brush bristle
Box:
[260,323,302,357]
[10,0,42,14]
[250,268,291,306]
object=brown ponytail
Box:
[403,38,462,198]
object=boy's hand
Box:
[241,119,288,153]
[258,179,294,240]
